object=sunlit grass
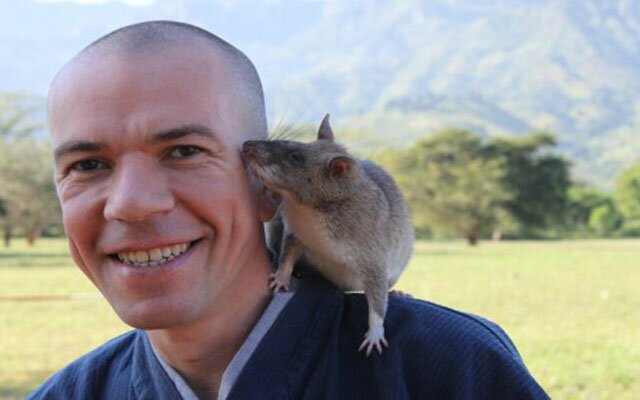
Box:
[396,240,640,399]
[0,238,129,399]
[1,238,639,399]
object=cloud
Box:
[36,0,156,6]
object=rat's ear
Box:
[327,156,355,179]
[258,186,282,222]
[318,113,334,142]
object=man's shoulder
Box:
[340,293,520,359]
[28,330,142,399]
[339,293,549,398]
[292,275,528,365]
[385,295,522,359]
[223,278,549,399]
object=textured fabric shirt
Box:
[28,275,549,399]
[150,290,294,399]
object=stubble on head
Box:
[49,20,268,147]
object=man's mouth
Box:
[114,241,195,267]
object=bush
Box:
[619,219,640,237]
[588,203,623,235]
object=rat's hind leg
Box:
[270,232,303,293]
[359,272,389,356]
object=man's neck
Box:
[146,254,272,399]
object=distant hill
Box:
[264,0,640,188]
[3,0,639,188]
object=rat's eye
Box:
[289,152,305,164]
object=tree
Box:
[0,198,9,247]
[588,203,623,235]
[615,163,640,223]
[566,186,611,234]
[391,129,512,245]
[0,139,61,245]
[484,131,571,235]
[0,92,60,246]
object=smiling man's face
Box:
[49,43,271,329]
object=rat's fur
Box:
[242,115,414,355]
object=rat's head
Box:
[242,114,359,206]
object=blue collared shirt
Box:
[29,275,549,399]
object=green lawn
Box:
[1,238,639,399]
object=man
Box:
[30,21,548,399]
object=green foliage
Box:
[588,203,623,235]
[614,163,640,222]
[618,219,640,237]
[0,140,61,242]
[383,128,572,243]
[485,131,571,233]
[0,92,60,246]
[391,129,512,244]
[565,186,613,236]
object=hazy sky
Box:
[1,0,327,96]
[2,0,638,185]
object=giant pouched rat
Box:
[241,114,414,356]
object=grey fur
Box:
[242,114,414,356]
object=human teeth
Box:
[149,248,163,261]
[162,247,172,257]
[134,251,149,262]
[117,242,192,267]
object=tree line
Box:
[377,129,640,244]
[0,92,61,247]
[0,91,639,246]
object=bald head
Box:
[50,20,267,138]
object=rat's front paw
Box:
[358,326,388,356]
[269,271,291,293]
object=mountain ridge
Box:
[263,0,640,187]
[2,0,639,187]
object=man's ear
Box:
[258,186,282,222]
[327,156,355,179]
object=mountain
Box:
[2,0,639,187]
[263,0,640,187]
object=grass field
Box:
[1,238,639,399]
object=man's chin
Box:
[110,299,197,331]
[118,314,193,331]
[119,317,173,331]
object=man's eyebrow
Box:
[53,124,219,164]
[150,124,219,143]
[53,141,105,164]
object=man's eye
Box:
[70,159,108,171]
[169,145,201,158]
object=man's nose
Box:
[103,157,175,222]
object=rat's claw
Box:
[268,272,290,294]
[359,327,388,356]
